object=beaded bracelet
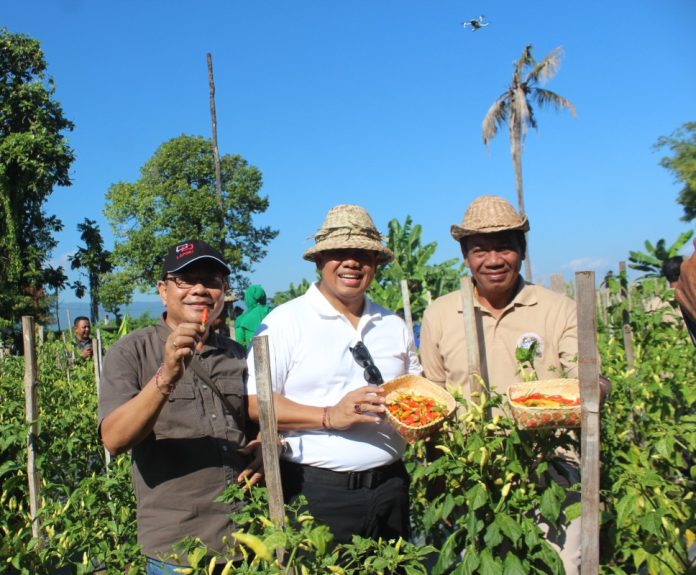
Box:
[154,365,176,396]
[321,406,332,430]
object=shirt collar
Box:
[306,282,383,324]
[468,278,537,313]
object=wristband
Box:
[155,364,176,396]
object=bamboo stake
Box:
[93,330,110,468]
[252,335,285,563]
[207,53,225,212]
[550,273,566,295]
[618,262,635,369]
[22,316,41,540]
[399,279,415,345]
[66,307,73,337]
[459,277,487,413]
[575,272,600,575]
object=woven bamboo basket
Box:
[382,375,457,442]
[506,378,581,430]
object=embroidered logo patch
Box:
[517,332,544,358]
[175,242,195,259]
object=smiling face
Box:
[157,262,226,329]
[464,231,523,309]
[74,319,91,342]
[316,249,378,315]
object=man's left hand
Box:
[237,438,264,490]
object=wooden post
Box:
[93,331,110,468]
[207,54,226,217]
[66,307,73,337]
[400,279,415,345]
[459,277,487,410]
[575,272,600,575]
[550,273,566,295]
[251,335,285,562]
[22,316,41,540]
[618,262,635,369]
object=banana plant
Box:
[628,230,693,278]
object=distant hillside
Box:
[48,300,163,331]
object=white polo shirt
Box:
[246,283,422,472]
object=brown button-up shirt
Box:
[98,320,249,561]
[419,280,578,400]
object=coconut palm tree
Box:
[482,44,576,282]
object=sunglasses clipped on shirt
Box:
[349,341,384,385]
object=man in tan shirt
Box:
[420,195,584,574]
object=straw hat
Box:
[303,204,394,264]
[450,195,530,241]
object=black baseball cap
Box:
[161,240,230,278]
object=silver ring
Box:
[172,340,178,349]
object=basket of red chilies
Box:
[506,378,582,430]
[382,375,456,443]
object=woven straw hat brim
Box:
[303,240,393,263]
[450,219,529,241]
[303,204,393,264]
[450,195,529,241]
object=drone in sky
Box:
[461,15,490,31]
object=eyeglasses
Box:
[165,275,226,290]
[349,341,384,385]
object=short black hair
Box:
[74,316,90,326]
[459,230,527,261]
[661,256,683,283]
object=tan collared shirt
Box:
[419,280,578,400]
[98,319,248,561]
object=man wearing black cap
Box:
[98,239,263,573]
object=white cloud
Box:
[48,251,76,270]
[561,258,609,272]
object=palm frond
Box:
[514,44,534,81]
[533,88,576,117]
[482,98,508,146]
[527,47,564,85]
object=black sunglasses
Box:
[349,341,384,385]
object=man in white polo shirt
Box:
[246,204,421,542]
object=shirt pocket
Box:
[218,376,246,432]
[156,382,205,438]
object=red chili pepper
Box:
[387,393,447,426]
[201,307,209,327]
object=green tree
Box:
[628,230,694,279]
[0,28,75,324]
[104,135,278,296]
[655,122,696,222]
[482,44,576,283]
[271,278,313,306]
[69,218,113,324]
[371,216,465,322]
[99,271,134,322]
[43,264,68,331]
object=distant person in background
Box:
[74,316,93,360]
[234,285,271,348]
[674,239,696,344]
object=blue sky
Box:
[5,0,696,303]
